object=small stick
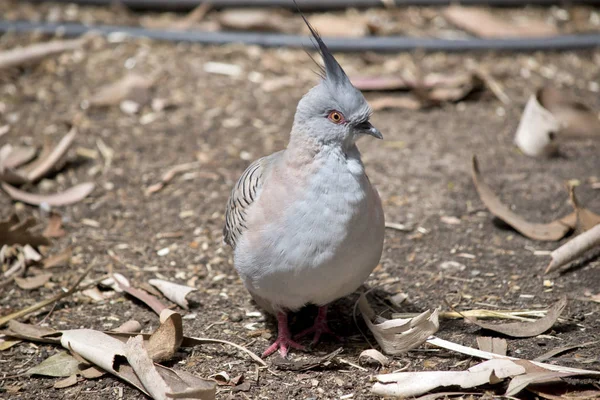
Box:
[0,264,96,328]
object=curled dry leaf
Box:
[126,336,172,400]
[25,127,77,183]
[5,320,61,344]
[0,145,36,170]
[358,294,439,355]
[1,182,95,207]
[149,278,197,309]
[443,6,558,38]
[546,224,600,273]
[466,296,567,338]
[476,336,507,356]
[26,351,82,377]
[472,156,574,241]
[61,329,216,399]
[14,272,52,290]
[146,309,183,363]
[89,73,154,107]
[359,349,389,367]
[0,37,88,70]
[372,358,526,398]
[0,214,50,247]
[115,275,168,315]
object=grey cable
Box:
[1,20,599,52]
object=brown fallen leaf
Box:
[218,8,293,33]
[443,6,558,38]
[538,86,600,139]
[146,309,183,363]
[14,272,52,290]
[0,37,88,70]
[0,336,21,351]
[358,294,439,355]
[89,73,154,107]
[546,224,600,273]
[43,213,66,238]
[148,279,197,309]
[53,374,78,389]
[533,340,598,362]
[79,366,105,379]
[4,320,61,344]
[114,274,168,316]
[43,247,72,269]
[369,96,423,111]
[476,336,508,356]
[21,128,77,183]
[472,156,574,241]
[26,351,83,378]
[466,296,567,338]
[1,181,95,206]
[113,320,142,334]
[0,214,50,247]
[568,185,600,233]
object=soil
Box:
[1,3,600,400]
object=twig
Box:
[0,264,96,328]
[183,336,267,367]
[546,224,600,273]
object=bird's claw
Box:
[262,336,305,358]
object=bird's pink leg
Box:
[262,312,305,358]
[295,305,340,344]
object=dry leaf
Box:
[14,272,52,290]
[168,3,211,30]
[218,9,292,33]
[443,6,558,38]
[54,374,78,389]
[0,37,88,70]
[369,96,422,111]
[0,214,50,247]
[125,335,172,400]
[115,276,168,315]
[149,279,197,309]
[476,336,508,356]
[534,341,599,362]
[0,145,36,170]
[43,247,72,269]
[26,351,82,377]
[114,320,142,334]
[568,185,600,233]
[5,320,61,344]
[305,13,369,38]
[1,182,95,206]
[546,224,600,273]
[79,366,105,379]
[372,358,526,398]
[24,127,77,183]
[23,244,42,263]
[358,294,439,355]
[145,162,201,196]
[89,73,154,107]
[43,213,66,238]
[0,336,21,351]
[472,156,574,241]
[359,349,389,367]
[146,309,183,363]
[466,296,567,338]
[538,86,600,138]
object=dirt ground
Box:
[1,3,600,400]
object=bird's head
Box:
[292,14,382,148]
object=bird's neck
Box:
[287,130,359,165]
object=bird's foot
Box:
[262,335,305,358]
[294,305,341,345]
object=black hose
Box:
[1,20,599,52]
[22,0,600,11]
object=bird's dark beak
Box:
[357,121,383,140]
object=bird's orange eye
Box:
[328,111,344,124]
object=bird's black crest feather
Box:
[293,0,350,87]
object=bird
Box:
[223,12,385,358]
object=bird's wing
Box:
[223,151,282,248]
